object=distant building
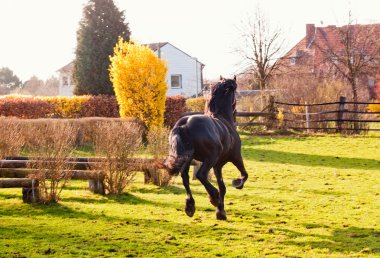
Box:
[57,61,75,96]
[57,42,204,97]
[278,23,380,99]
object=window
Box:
[368,78,375,87]
[289,57,296,65]
[171,74,182,89]
[62,76,68,86]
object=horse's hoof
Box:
[232,178,245,189]
[185,199,195,217]
[216,210,227,220]
[208,194,219,207]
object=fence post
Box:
[267,95,276,129]
[88,174,105,195]
[336,96,346,133]
[305,101,310,133]
[22,179,40,203]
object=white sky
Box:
[0,0,379,81]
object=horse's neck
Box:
[213,111,235,129]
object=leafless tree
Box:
[236,7,287,93]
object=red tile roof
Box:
[283,23,380,75]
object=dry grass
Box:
[92,119,142,194]
[0,118,24,159]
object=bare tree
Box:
[316,13,380,131]
[237,7,286,93]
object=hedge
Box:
[186,97,206,112]
[0,95,186,127]
[164,96,187,127]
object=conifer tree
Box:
[74,0,130,95]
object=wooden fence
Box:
[0,156,201,203]
[181,111,277,128]
[275,97,380,132]
[182,96,380,133]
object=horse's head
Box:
[207,76,237,123]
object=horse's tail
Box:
[163,126,193,176]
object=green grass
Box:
[1,134,379,257]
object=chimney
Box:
[306,24,315,47]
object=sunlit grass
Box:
[1,134,379,257]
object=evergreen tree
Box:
[74,0,130,95]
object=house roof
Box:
[145,42,205,66]
[146,42,169,52]
[280,23,380,74]
[57,61,74,73]
[57,42,205,73]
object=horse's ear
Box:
[233,75,236,81]
[220,75,224,81]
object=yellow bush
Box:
[186,97,206,112]
[368,101,380,117]
[109,38,168,131]
[46,96,89,118]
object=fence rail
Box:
[0,156,202,203]
[275,97,380,132]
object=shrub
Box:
[146,126,170,158]
[110,38,168,132]
[0,118,24,158]
[0,95,184,128]
[78,95,119,117]
[186,97,206,112]
[47,96,89,118]
[26,120,79,203]
[368,100,380,118]
[165,96,187,127]
[146,126,172,186]
[92,120,142,194]
[0,96,54,118]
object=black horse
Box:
[163,76,248,220]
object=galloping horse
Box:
[163,76,248,220]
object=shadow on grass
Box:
[63,192,182,210]
[0,192,20,199]
[0,191,182,221]
[278,226,380,254]
[132,185,204,196]
[244,148,380,170]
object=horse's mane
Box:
[206,80,236,120]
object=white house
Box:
[57,42,204,97]
[57,61,75,96]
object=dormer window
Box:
[368,78,375,87]
[62,76,68,86]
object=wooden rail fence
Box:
[275,96,380,132]
[181,111,276,128]
[0,156,201,203]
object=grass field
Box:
[1,134,379,257]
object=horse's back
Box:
[176,115,233,161]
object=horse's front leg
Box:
[213,165,227,220]
[231,155,248,189]
[181,162,195,217]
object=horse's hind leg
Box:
[181,162,195,217]
[213,165,227,220]
[231,155,248,189]
[196,160,220,207]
